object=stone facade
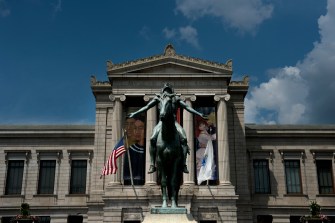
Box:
[0,45,334,223]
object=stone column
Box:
[214,94,231,185]
[109,94,126,185]
[182,95,196,185]
[144,95,157,185]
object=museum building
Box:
[0,45,335,223]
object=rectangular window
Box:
[1,216,14,223]
[38,160,56,194]
[70,160,87,194]
[5,160,24,195]
[38,216,51,223]
[67,215,83,223]
[253,160,271,194]
[316,160,334,194]
[257,215,273,223]
[284,160,302,194]
[290,216,301,223]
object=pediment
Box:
[127,62,212,74]
[107,44,233,75]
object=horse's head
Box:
[159,95,173,122]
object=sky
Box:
[0,0,334,125]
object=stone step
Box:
[143,213,196,223]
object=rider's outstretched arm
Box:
[178,100,206,118]
[128,98,159,118]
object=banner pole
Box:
[124,129,134,186]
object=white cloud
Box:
[175,0,273,34]
[163,27,177,39]
[0,0,10,17]
[140,26,152,40]
[51,0,62,18]
[179,26,200,48]
[245,67,308,124]
[245,0,335,124]
[162,25,200,48]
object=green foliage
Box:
[309,201,321,217]
[20,203,30,216]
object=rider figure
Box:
[128,83,206,174]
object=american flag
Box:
[101,137,126,176]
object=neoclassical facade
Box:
[0,45,334,223]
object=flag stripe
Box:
[101,137,125,176]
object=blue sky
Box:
[0,0,334,124]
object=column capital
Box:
[109,94,126,102]
[180,94,196,102]
[214,94,230,102]
[143,94,156,102]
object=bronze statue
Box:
[128,83,205,207]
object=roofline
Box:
[245,124,335,138]
[0,125,95,138]
[107,44,233,74]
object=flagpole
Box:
[124,129,134,186]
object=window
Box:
[67,215,83,223]
[316,160,334,194]
[38,160,56,194]
[290,216,301,223]
[1,216,14,223]
[70,160,87,194]
[284,160,302,194]
[257,215,273,223]
[5,160,24,195]
[253,160,271,194]
[39,216,51,223]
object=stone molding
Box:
[107,44,232,72]
[5,150,30,164]
[36,150,62,164]
[90,75,111,87]
[229,76,249,86]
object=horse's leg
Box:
[170,160,179,208]
[161,186,167,208]
[161,170,168,208]
[148,126,160,173]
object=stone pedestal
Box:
[151,207,187,214]
[142,207,196,222]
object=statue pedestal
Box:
[143,208,196,223]
[151,207,187,214]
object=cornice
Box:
[107,44,232,74]
[245,124,335,138]
[90,75,111,87]
[0,125,95,138]
[90,75,112,99]
[229,76,249,87]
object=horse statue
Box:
[156,93,183,208]
[127,83,206,208]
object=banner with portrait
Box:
[194,107,218,184]
[123,107,146,185]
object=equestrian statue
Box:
[128,83,206,208]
